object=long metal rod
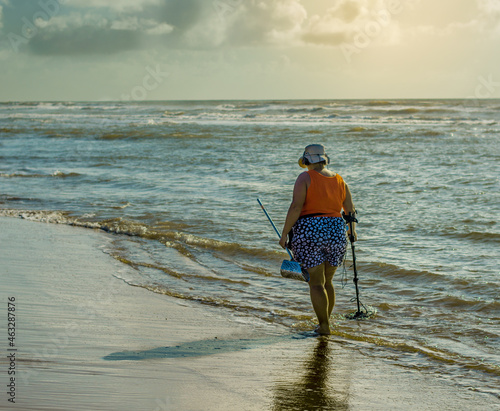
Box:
[257,198,294,260]
[348,219,362,316]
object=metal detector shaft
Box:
[343,211,362,317]
[349,227,362,316]
[257,198,294,260]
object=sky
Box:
[0,0,499,101]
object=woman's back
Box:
[301,169,346,218]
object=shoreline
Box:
[1,216,498,410]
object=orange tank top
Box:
[300,170,346,218]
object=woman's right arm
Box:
[279,172,309,249]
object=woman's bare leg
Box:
[325,263,337,318]
[307,263,330,335]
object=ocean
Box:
[1,99,499,400]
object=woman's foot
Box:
[314,323,331,335]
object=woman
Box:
[279,144,356,335]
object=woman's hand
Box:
[347,229,357,243]
[279,235,287,249]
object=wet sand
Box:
[0,216,497,410]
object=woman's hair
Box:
[303,158,326,166]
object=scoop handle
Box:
[257,198,294,260]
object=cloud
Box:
[404,0,500,40]
[1,0,497,57]
[476,0,500,34]
[145,22,173,35]
[63,0,160,13]
[0,0,208,55]
[477,0,500,14]
[0,0,397,55]
[2,10,143,55]
[28,26,141,56]
[300,0,404,46]
[0,0,313,55]
[218,0,307,46]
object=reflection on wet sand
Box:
[272,338,351,410]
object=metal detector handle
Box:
[342,211,358,243]
[257,198,294,260]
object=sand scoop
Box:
[257,198,309,282]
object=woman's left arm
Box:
[343,183,357,242]
[279,173,308,249]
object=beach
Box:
[1,216,498,410]
[1,0,500,407]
